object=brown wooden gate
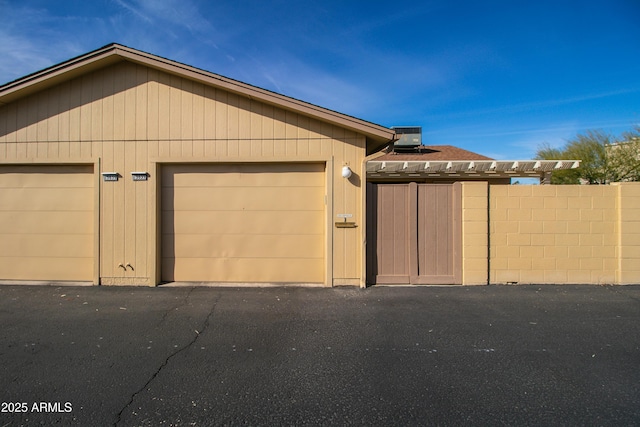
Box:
[367,182,461,285]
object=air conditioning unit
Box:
[392,126,422,149]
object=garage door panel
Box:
[162,163,325,283]
[0,258,93,281]
[0,166,93,187]
[163,186,324,212]
[165,233,324,259]
[163,257,324,283]
[164,210,324,235]
[163,164,325,188]
[0,211,93,234]
[0,187,94,211]
[0,234,93,258]
[0,165,94,282]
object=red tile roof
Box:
[376,145,493,161]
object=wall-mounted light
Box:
[102,172,119,182]
[131,172,149,181]
[341,166,352,179]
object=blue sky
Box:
[1,0,639,159]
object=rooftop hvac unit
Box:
[392,126,422,149]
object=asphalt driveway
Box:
[1,284,639,426]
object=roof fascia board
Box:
[0,44,121,106]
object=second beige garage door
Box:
[161,163,325,284]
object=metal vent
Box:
[392,126,422,148]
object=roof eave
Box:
[0,44,122,106]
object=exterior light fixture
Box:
[131,172,149,181]
[341,166,352,179]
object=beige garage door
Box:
[161,163,325,283]
[0,165,94,281]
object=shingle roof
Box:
[376,145,493,161]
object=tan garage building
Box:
[0,44,395,287]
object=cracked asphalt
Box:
[1,284,639,426]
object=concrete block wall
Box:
[461,182,489,285]
[618,183,640,284]
[484,183,640,285]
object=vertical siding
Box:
[0,61,368,285]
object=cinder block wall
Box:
[484,183,640,285]
[461,182,489,285]
[618,183,640,284]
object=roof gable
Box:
[0,44,394,152]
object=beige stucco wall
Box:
[488,183,640,285]
[0,61,368,286]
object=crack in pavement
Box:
[157,287,196,326]
[113,291,220,426]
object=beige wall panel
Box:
[124,141,137,269]
[46,85,60,148]
[135,140,148,274]
[0,165,93,281]
[112,69,126,142]
[0,104,9,145]
[134,180,148,274]
[162,163,325,283]
[58,82,71,152]
[15,102,27,158]
[147,69,159,142]
[331,134,365,280]
[26,99,38,158]
[110,141,126,277]
[192,83,205,142]
[203,86,216,145]
[68,82,82,146]
[135,65,148,141]
[157,71,171,141]
[100,140,115,277]
[214,89,228,139]
[91,73,103,142]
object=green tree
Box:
[610,126,640,182]
[535,143,581,184]
[535,127,640,184]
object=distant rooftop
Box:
[377,145,493,161]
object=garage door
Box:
[161,163,325,283]
[0,165,94,281]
